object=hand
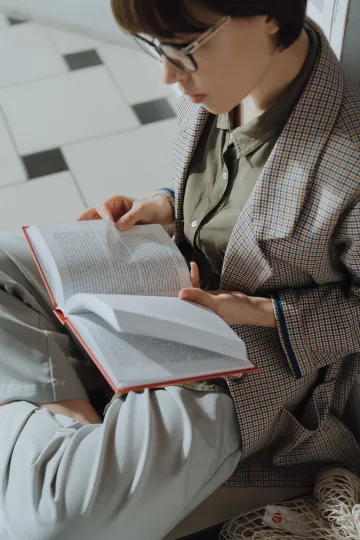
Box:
[35,398,102,424]
[77,194,174,231]
[180,262,276,328]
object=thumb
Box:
[179,288,214,310]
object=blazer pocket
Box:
[269,407,317,467]
[269,403,360,467]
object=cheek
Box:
[228,27,273,88]
[194,35,273,113]
[232,46,273,94]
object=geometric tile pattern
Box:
[0,14,178,232]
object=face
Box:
[161,8,280,115]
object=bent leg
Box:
[0,387,241,540]
[0,233,91,404]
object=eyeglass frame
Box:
[134,16,232,73]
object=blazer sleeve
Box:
[152,183,176,217]
[272,196,360,379]
[151,94,191,217]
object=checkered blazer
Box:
[154,20,360,488]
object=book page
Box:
[65,293,249,362]
[27,221,192,306]
[24,227,65,307]
[68,313,250,391]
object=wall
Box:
[307,0,359,85]
[341,0,360,86]
[307,0,335,40]
[0,0,134,46]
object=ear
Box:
[265,16,280,37]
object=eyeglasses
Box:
[134,16,231,73]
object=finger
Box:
[190,262,200,288]
[116,204,144,230]
[96,204,115,222]
[179,288,215,310]
[77,208,102,221]
[106,195,132,222]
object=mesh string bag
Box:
[220,468,360,540]
[315,468,360,537]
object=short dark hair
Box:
[111,0,308,50]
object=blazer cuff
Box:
[272,294,303,379]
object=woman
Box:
[0,1,359,538]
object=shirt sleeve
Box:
[0,386,241,540]
[272,197,360,379]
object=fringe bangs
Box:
[111,0,209,38]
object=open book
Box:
[23,221,256,393]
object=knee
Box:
[0,232,29,271]
[0,233,43,297]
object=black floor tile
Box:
[22,148,69,180]
[133,98,176,125]
[64,50,103,71]
[7,16,29,26]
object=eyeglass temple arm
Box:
[182,16,231,55]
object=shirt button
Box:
[223,171,228,180]
[191,220,197,228]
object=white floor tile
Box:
[0,67,140,155]
[63,118,178,207]
[0,14,9,29]
[48,27,105,55]
[99,45,174,104]
[0,23,67,88]
[0,113,27,187]
[0,172,85,232]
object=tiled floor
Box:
[0,14,178,232]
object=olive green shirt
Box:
[183,25,319,290]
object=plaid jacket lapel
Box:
[221,22,344,293]
[171,104,209,241]
[250,29,344,241]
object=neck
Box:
[240,30,310,125]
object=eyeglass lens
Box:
[134,37,196,72]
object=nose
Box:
[163,57,188,86]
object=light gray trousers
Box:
[0,233,241,540]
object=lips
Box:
[187,93,207,104]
